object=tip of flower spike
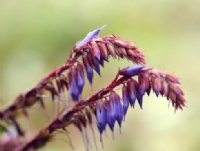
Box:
[68,70,80,101]
[106,100,116,132]
[75,25,107,50]
[119,65,144,76]
[122,85,129,116]
[82,56,94,85]
[96,103,107,134]
[136,92,143,109]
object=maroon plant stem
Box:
[0,49,79,120]
[18,74,130,151]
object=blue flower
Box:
[136,92,143,109]
[82,56,94,85]
[96,103,107,134]
[76,64,85,94]
[127,80,137,107]
[92,58,101,76]
[119,65,144,76]
[107,95,117,131]
[122,85,129,116]
[113,93,123,127]
[69,71,80,101]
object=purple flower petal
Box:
[91,41,101,61]
[113,93,123,127]
[152,78,162,97]
[82,56,94,85]
[127,80,137,107]
[92,58,101,76]
[87,53,101,76]
[99,43,109,62]
[138,82,146,96]
[136,92,143,109]
[138,76,149,96]
[77,72,84,93]
[119,65,144,76]
[122,85,129,116]
[69,71,80,101]
[75,25,106,50]
[96,103,107,134]
[107,95,117,131]
[76,64,85,94]
[99,57,104,67]
[86,65,94,85]
[146,85,151,96]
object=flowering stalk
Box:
[14,66,185,151]
[15,68,132,151]
[0,27,145,121]
[0,26,186,151]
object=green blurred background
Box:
[0,0,200,151]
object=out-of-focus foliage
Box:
[0,0,199,151]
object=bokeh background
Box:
[0,0,200,151]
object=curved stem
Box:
[18,73,130,151]
[0,48,79,120]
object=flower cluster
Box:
[138,68,186,109]
[95,66,186,138]
[0,27,186,151]
[0,26,145,120]
[64,30,145,101]
[96,66,145,135]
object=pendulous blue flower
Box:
[76,64,85,94]
[96,102,107,134]
[106,94,117,131]
[136,92,143,109]
[68,70,80,101]
[91,56,101,76]
[82,55,94,85]
[127,79,137,107]
[122,85,129,116]
[113,92,123,127]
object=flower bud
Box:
[106,42,116,58]
[82,55,94,85]
[127,80,137,106]
[88,53,101,76]
[113,92,123,127]
[119,65,144,76]
[107,94,117,131]
[91,41,101,61]
[99,43,109,61]
[68,70,80,101]
[122,85,129,116]
[76,64,85,94]
[96,103,107,134]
